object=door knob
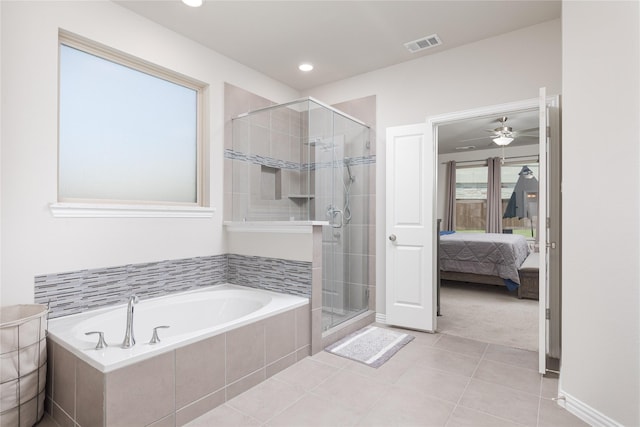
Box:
[389,234,397,242]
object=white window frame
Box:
[51,30,213,218]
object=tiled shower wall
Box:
[35,254,312,319]
[224,84,378,328]
[225,83,309,222]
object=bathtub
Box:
[47,284,309,373]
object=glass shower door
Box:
[320,109,370,331]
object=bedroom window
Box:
[455,162,539,236]
[58,33,205,206]
[455,166,487,232]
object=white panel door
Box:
[538,87,549,374]
[538,89,562,374]
[386,124,435,331]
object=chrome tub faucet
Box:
[121,295,139,348]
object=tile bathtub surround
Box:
[34,254,312,318]
[227,254,312,298]
[45,305,311,427]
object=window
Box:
[455,161,539,236]
[58,33,205,206]
[455,166,487,232]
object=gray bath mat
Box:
[325,326,414,368]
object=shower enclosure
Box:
[230,98,372,331]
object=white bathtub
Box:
[47,284,308,372]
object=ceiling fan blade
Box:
[459,135,493,143]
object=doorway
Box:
[429,93,560,364]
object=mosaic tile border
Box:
[224,149,300,170]
[35,254,311,318]
[224,148,376,172]
[227,254,311,298]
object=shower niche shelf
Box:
[287,194,315,200]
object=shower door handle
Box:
[388,234,397,242]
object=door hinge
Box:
[546,217,551,228]
[545,308,551,320]
[546,242,557,249]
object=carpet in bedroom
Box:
[438,281,538,352]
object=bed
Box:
[438,232,530,291]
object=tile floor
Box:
[186,326,587,427]
[37,325,587,427]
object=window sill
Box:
[49,203,215,218]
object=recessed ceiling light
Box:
[298,63,314,72]
[182,0,203,7]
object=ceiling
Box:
[115,1,560,91]
[114,1,557,155]
[437,110,540,154]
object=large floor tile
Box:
[417,346,482,377]
[355,385,455,427]
[445,405,524,427]
[538,399,590,427]
[309,349,351,369]
[266,393,361,427]
[409,330,443,346]
[395,363,470,403]
[272,357,338,391]
[435,334,488,358]
[484,344,538,371]
[473,359,541,396]
[310,370,390,415]
[458,379,540,426]
[227,377,305,423]
[184,404,260,427]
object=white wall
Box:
[304,19,562,314]
[560,2,639,425]
[0,1,299,305]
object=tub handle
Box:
[149,325,170,345]
[85,331,108,350]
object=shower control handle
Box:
[333,210,344,229]
[388,234,397,242]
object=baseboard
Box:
[558,388,624,427]
[375,313,387,324]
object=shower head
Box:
[344,159,355,183]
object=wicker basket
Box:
[0,305,48,427]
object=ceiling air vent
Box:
[404,34,442,53]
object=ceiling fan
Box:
[489,116,515,145]
[486,116,540,146]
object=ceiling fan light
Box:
[492,136,514,146]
